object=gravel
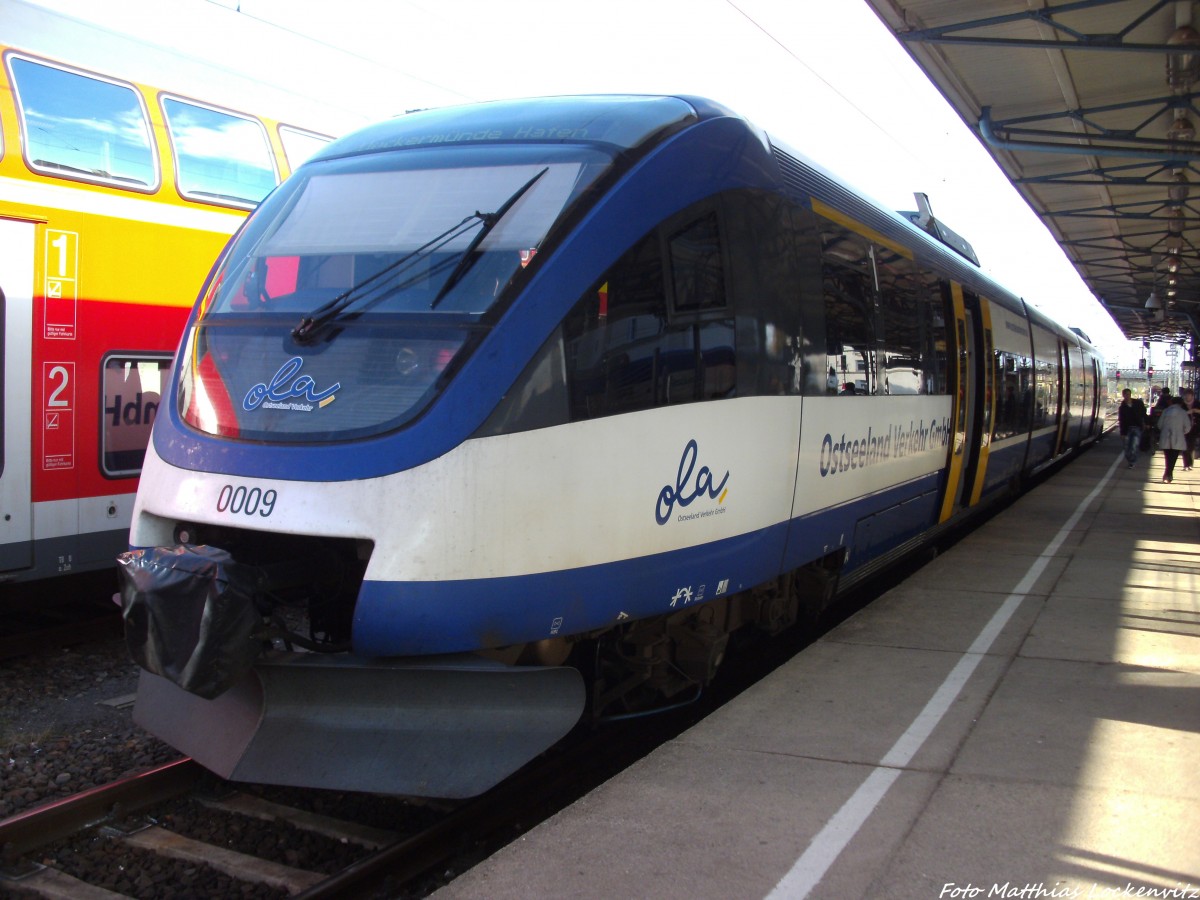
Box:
[0,635,182,820]
[0,633,453,898]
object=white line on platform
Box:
[765,453,1123,899]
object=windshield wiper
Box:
[291,214,482,343]
[430,167,548,309]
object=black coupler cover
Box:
[118,545,265,699]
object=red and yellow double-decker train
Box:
[0,3,346,582]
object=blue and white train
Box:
[118,95,1105,798]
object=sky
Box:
[14,0,1164,369]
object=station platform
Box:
[435,438,1200,899]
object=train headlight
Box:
[174,522,200,545]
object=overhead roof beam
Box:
[899,35,1186,53]
[980,106,1200,161]
[1014,159,1190,186]
[895,0,1182,53]
[990,91,1200,133]
[1038,201,1195,219]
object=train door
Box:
[938,284,993,521]
[0,219,34,573]
[1055,340,1071,454]
[964,296,996,505]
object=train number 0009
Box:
[216,485,277,517]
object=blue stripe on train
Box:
[351,471,946,656]
[351,522,790,656]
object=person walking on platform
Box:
[1118,388,1148,468]
[1181,388,1199,471]
[1150,386,1173,445]
[1157,396,1190,483]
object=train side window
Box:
[877,251,924,394]
[820,222,876,395]
[1017,357,1036,431]
[101,355,173,478]
[1034,357,1055,427]
[924,275,950,395]
[668,212,725,312]
[278,125,333,171]
[1029,325,1058,428]
[564,230,666,419]
[563,206,736,419]
[666,209,734,403]
[723,191,811,396]
[993,351,1025,441]
[8,55,156,190]
[162,97,278,207]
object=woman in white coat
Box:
[1157,397,1191,484]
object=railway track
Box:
[0,706,696,899]
[0,756,460,898]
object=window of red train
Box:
[278,125,333,172]
[161,96,278,207]
[101,355,173,477]
[8,54,157,191]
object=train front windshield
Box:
[179,145,612,442]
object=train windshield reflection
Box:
[205,147,609,323]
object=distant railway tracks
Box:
[0,571,123,660]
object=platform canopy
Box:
[864,0,1200,351]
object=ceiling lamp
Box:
[1167,25,1200,91]
[1147,290,1164,311]
[1168,114,1197,144]
[1167,254,1182,272]
[1170,170,1191,202]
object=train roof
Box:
[302,92,1097,352]
[307,94,748,163]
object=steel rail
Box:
[0,757,203,861]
